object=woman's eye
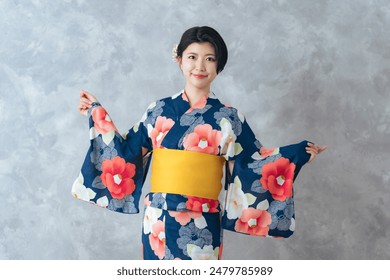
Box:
[207,57,216,61]
[188,55,195,59]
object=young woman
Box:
[73,26,327,260]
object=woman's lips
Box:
[192,74,207,79]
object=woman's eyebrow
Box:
[187,52,215,56]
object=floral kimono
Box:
[72,90,311,260]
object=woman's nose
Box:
[195,59,206,71]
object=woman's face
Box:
[178,42,218,91]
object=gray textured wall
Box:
[1,0,389,260]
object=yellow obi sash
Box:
[150,148,225,200]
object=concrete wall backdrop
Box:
[0,0,389,259]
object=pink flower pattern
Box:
[183,124,222,155]
[168,210,202,225]
[149,220,165,259]
[150,116,175,148]
[234,207,272,236]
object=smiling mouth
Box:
[192,74,207,79]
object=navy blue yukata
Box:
[72,90,311,260]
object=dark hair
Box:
[177,26,228,74]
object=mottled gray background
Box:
[0,0,389,260]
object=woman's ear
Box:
[176,56,182,71]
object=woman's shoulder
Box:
[141,91,183,116]
[148,90,184,105]
[211,94,245,120]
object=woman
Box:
[73,26,327,260]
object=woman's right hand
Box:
[78,90,98,116]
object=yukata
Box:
[72,90,311,260]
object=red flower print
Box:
[100,156,136,200]
[183,124,222,155]
[91,107,118,134]
[150,116,175,148]
[149,220,165,259]
[260,157,296,201]
[168,210,202,226]
[234,207,271,236]
[186,196,219,213]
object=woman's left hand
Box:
[306,142,328,163]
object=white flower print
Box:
[226,176,249,219]
[72,172,96,201]
[194,216,207,229]
[96,196,109,207]
[187,244,218,260]
[143,206,163,235]
[89,127,98,140]
[219,117,237,159]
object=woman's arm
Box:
[78,89,150,157]
[73,89,152,214]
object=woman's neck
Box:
[183,84,210,106]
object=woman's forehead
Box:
[183,42,215,55]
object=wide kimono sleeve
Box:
[71,102,152,214]
[221,112,311,238]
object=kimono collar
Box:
[181,90,216,114]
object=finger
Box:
[80,89,90,95]
[80,90,89,98]
[80,90,93,101]
[307,153,317,164]
[81,92,93,102]
[306,147,319,154]
[308,152,315,163]
[307,143,325,154]
[80,101,91,108]
[80,97,92,105]
[307,143,327,151]
[307,143,319,153]
[307,142,321,150]
[78,105,88,113]
[308,143,320,150]
[80,90,97,102]
[77,105,88,116]
[318,146,328,153]
[310,145,327,155]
